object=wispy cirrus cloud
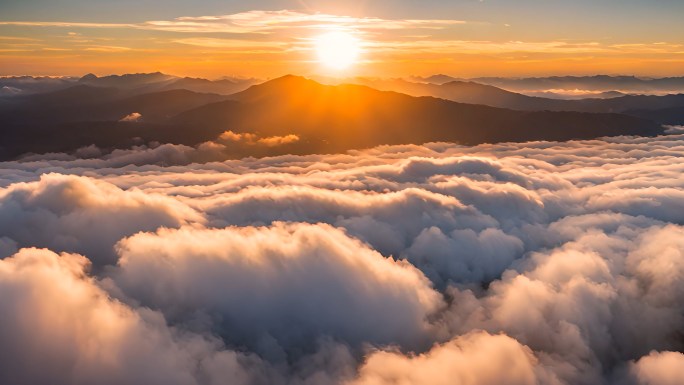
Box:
[173,37,290,51]
[2,9,683,76]
[0,21,135,29]
[0,36,41,41]
[0,10,467,34]
[365,40,608,55]
[83,45,134,52]
[3,10,681,57]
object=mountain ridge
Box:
[0,74,667,160]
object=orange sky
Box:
[1,9,684,78]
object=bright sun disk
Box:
[315,31,361,70]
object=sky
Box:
[1,0,684,78]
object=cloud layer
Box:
[1,133,684,384]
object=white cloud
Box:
[350,331,562,385]
[1,134,684,383]
[0,247,269,385]
[629,351,684,385]
[0,173,202,266]
[112,223,443,354]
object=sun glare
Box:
[315,31,361,70]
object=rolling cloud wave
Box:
[1,134,684,384]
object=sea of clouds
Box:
[1,134,684,385]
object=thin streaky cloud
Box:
[173,38,292,49]
[0,36,41,41]
[0,10,467,34]
[364,40,684,55]
[2,10,679,57]
[0,21,135,28]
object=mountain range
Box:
[173,75,662,152]
[410,74,684,94]
[354,78,684,116]
[0,72,260,97]
[1,73,674,160]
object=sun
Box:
[315,31,361,70]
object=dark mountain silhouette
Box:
[21,85,124,107]
[0,85,125,123]
[81,89,230,122]
[561,94,684,115]
[0,86,229,124]
[0,75,665,160]
[626,106,684,125]
[0,85,235,159]
[173,75,662,153]
[346,78,684,120]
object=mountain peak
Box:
[79,73,98,82]
[248,74,320,90]
[269,74,314,84]
[423,74,458,84]
[228,75,324,102]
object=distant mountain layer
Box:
[5,73,684,97]
[0,72,259,96]
[0,75,667,160]
[412,74,684,93]
[356,78,684,119]
[0,76,78,95]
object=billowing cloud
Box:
[629,351,684,385]
[350,331,562,385]
[0,173,201,265]
[112,223,443,356]
[17,142,230,167]
[1,133,684,383]
[0,247,268,385]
